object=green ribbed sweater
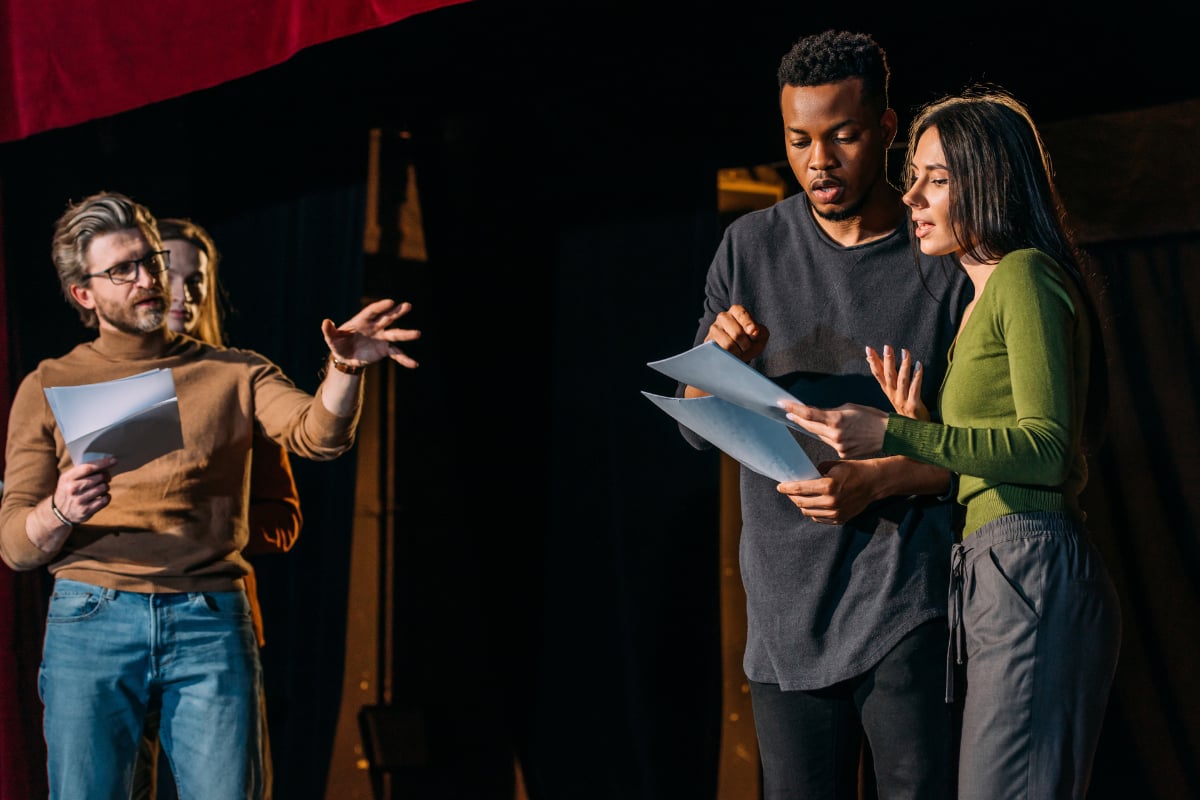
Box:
[883,248,1091,537]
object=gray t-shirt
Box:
[681,192,971,690]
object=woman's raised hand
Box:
[866,345,929,421]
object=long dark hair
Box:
[906,87,1109,451]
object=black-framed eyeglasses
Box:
[82,250,170,285]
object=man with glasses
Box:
[0,190,421,800]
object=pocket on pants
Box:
[46,581,108,623]
[982,535,1049,620]
[963,541,1043,660]
[191,590,251,619]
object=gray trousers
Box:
[949,511,1122,800]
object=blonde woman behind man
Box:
[131,217,302,800]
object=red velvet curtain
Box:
[0,0,469,143]
[0,2,466,796]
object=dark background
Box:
[2,3,1198,798]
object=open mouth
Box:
[810,181,845,204]
[134,295,165,310]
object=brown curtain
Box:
[1023,100,1200,796]
[1081,233,1200,798]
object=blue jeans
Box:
[38,578,264,800]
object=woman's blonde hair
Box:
[157,217,227,347]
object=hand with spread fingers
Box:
[866,344,929,420]
[782,400,889,460]
[321,298,422,370]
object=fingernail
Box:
[864,345,872,357]
[884,345,892,356]
[916,360,923,371]
[902,348,910,360]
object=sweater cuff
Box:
[883,414,939,463]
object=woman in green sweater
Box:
[784,88,1122,800]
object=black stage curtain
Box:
[2,8,1199,799]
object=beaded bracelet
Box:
[50,497,75,528]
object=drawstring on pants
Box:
[946,542,966,703]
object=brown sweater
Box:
[0,327,361,592]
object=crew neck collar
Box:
[89,326,174,361]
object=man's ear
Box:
[69,283,96,310]
[880,108,899,149]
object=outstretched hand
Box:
[322,299,421,369]
[866,345,929,420]
[782,400,888,460]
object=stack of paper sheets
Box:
[44,368,184,476]
[642,342,819,482]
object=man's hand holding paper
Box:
[642,341,820,483]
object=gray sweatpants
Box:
[948,511,1121,800]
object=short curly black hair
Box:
[777,30,889,114]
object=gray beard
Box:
[98,304,164,335]
[135,308,165,333]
